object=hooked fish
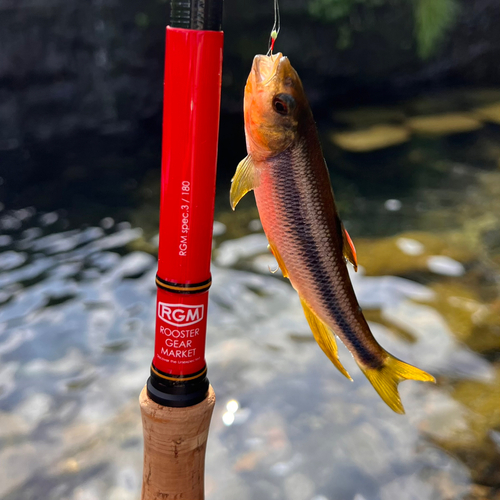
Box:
[230,53,435,414]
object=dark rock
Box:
[0,0,499,145]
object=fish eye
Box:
[272,93,295,115]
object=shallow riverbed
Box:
[1,90,500,500]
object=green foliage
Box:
[308,0,355,21]
[308,0,459,58]
[308,0,385,22]
[413,0,458,59]
[337,24,352,50]
[135,12,150,28]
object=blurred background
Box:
[1,0,500,499]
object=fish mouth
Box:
[252,53,285,85]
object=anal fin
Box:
[300,298,352,381]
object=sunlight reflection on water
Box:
[0,209,487,500]
[1,108,500,498]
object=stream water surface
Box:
[1,90,500,500]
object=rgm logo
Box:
[158,302,204,327]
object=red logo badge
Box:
[158,302,204,327]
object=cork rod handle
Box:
[140,385,216,500]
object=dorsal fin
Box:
[230,155,257,210]
[341,222,358,271]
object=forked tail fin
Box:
[360,353,435,414]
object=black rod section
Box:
[170,0,223,31]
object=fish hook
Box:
[267,0,280,55]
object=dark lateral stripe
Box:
[151,364,207,382]
[275,149,378,368]
[156,275,211,294]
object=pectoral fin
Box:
[230,155,257,210]
[300,298,352,381]
[268,242,289,278]
[341,222,358,271]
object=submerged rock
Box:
[420,282,500,354]
[426,255,465,276]
[473,102,500,125]
[404,94,464,116]
[330,125,410,152]
[355,231,477,277]
[461,88,500,106]
[438,367,500,486]
[406,113,483,136]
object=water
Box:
[1,91,500,499]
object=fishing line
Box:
[267,0,280,55]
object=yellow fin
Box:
[341,222,358,271]
[268,242,289,278]
[360,354,435,414]
[230,155,257,210]
[300,298,352,381]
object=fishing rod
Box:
[139,0,223,498]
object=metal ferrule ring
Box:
[155,275,211,294]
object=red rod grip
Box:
[153,27,223,378]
